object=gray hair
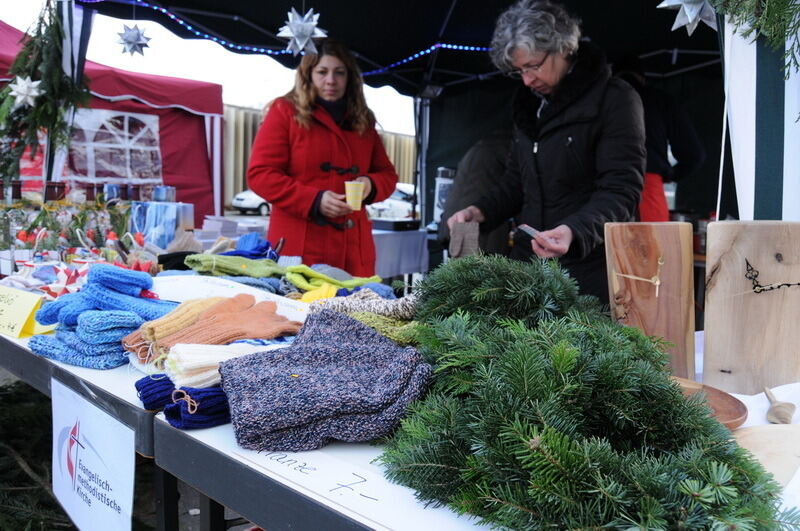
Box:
[490,0,582,71]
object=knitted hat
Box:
[87,263,153,296]
[157,301,302,352]
[239,363,430,452]
[140,297,226,341]
[310,292,418,320]
[80,282,178,321]
[163,387,230,430]
[184,254,286,278]
[135,374,176,410]
[164,342,275,389]
[76,310,144,344]
[29,334,128,369]
[284,264,381,292]
[220,310,429,450]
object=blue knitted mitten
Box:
[29,335,129,369]
[57,329,127,358]
[80,283,178,321]
[164,386,230,430]
[135,374,176,410]
[76,310,144,344]
[87,264,153,296]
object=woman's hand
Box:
[354,176,372,199]
[447,205,485,230]
[531,224,572,258]
[319,191,352,218]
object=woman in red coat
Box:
[247,39,399,277]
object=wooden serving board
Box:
[704,221,800,394]
[734,424,800,487]
[605,222,695,378]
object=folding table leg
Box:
[154,466,179,531]
[199,495,226,531]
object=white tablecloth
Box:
[372,229,429,278]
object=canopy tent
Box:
[0,19,223,225]
[74,0,726,222]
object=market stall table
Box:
[372,229,429,279]
[153,414,479,531]
[0,333,180,530]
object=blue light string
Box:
[76,0,491,73]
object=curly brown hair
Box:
[282,39,375,135]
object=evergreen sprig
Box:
[713,0,800,75]
[0,0,90,183]
[414,254,599,327]
[381,310,796,529]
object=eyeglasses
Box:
[505,52,550,79]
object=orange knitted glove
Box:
[196,293,255,321]
[141,297,226,341]
[122,329,150,362]
[161,301,302,347]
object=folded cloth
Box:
[219,309,430,451]
[348,312,419,346]
[309,292,418,320]
[164,387,230,430]
[164,342,280,389]
[141,297,226,341]
[220,233,278,260]
[76,310,144,344]
[156,301,302,354]
[218,276,281,294]
[300,283,339,303]
[57,329,127,358]
[184,254,286,278]
[29,334,128,369]
[87,263,153,297]
[80,283,178,321]
[284,265,381,292]
[241,363,430,451]
[158,251,195,271]
[135,374,175,410]
[309,264,354,282]
[166,231,203,254]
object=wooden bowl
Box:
[672,376,748,430]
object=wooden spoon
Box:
[764,387,796,424]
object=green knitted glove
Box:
[184,254,286,278]
[284,264,381,291]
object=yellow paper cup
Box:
[345,181,365,210]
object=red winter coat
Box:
[247,98,398,277]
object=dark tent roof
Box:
[76,0,720,97]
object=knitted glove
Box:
[161,301,302,349]
[158,251,195,271]
[140,297,226,341]
[29,334,128,370]
[166,231,203,254]
[36,292,84,325]
[196,293,255,320]
[56,293,98,327]
[348,312,420,346]
[184,254,286,278]
[57,329,127,358]
[122,329,150,362]
[87,263,153,297]
[448,221,480,259]
[284,264,381,292]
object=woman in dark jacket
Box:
[448,0,645,304]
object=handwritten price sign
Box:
[0,285,55,338]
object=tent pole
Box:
[416,97,431,227]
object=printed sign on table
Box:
[51,378,135,531]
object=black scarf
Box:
[316,97,349,129]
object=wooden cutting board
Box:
[704,221,800,394]
[605,222,695,378]
[733,424,800,487]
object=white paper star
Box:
[8,76,43,109]
[277,7,327,56]
[657,0,717,36]
[118,24,151,55]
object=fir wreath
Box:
[0,1,89,183]
[381,255,800,529]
